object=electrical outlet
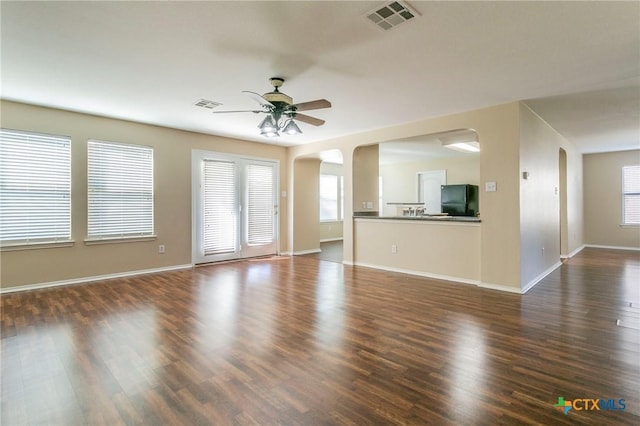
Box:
[391,244,397,254]
[159,244,165,254]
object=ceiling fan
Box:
[212,77,331,137]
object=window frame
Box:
[0,128,73,250]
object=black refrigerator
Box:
[441,184,479,217]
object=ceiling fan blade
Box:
[290,99,331,111]
[294,113,325,126]
[211,110,265,114]
[242,91,274,107]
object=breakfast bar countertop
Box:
[353,214,481,223]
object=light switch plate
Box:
[485,181,497,192]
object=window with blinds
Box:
[246,164,274,245]
[87,140,154,240]
[622,164,640,225]
[203,159,237,255]
[0,129,72,246]
[320,174,339,221]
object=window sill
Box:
[1,240,75,252]
[84,235,157,245]
[620,224,640,228]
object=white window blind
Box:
[623,164,640,225]
[246,164,274,245]
[0,129,71,246]
[203,159,237,255]
[87,140,154,239]
[320,174,338,221]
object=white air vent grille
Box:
[194,99,223,109]
[366,1,419,31]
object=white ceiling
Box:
[1,1,638,153]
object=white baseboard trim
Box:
[280,251,293,256]
[520,261,562,294]
[561,244,586,259]
[342,260,354,266]
[585,244,640,252]
[353,261,480,286]
[0,264,193,294]
[477,282,523,294]
[320,238,344,243]
[293,248,321,255]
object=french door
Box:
[192,151,278,264]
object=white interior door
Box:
[418,170,447,214]
[192,151,278,264]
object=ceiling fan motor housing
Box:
[263,91,293,106]
[264,77,293,106]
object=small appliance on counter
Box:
[441,184,479,217]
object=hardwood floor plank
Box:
[2,247,639,424]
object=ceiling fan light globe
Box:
[283,120,302,135]
[258,116,277,132]
[260,129,280,138]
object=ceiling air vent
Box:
[194,99,223,109]
[366,1,419,31]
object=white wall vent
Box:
[365,1,419,31]
[194,99,223,109]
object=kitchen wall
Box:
[289,102,522,291]
[584,150,640,249]
[519,103,584,291]
[0,101,289,289]
[379,156,480,216]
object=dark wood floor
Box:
[304,240,344,263]
[1,248,639,425]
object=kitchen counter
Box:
[354,214,480,223]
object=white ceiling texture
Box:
[1,1,638,154]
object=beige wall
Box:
[518,104,584,289]
[289,102,522,290]
[354,219,480,283]
[584,150,640,248]
[0,101,288,289]
[292,158,321,253]
[353,144,380,213]
[380,156,480,216]
[319,222,343,241]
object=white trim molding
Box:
[520,261,562,294]
[561,244,585,259]
[354,261,480,287]
[585,244,640,252]
[293,248,321,255]
[477,282,523,294]
[320,237,344,243]
[0,264,193,294]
